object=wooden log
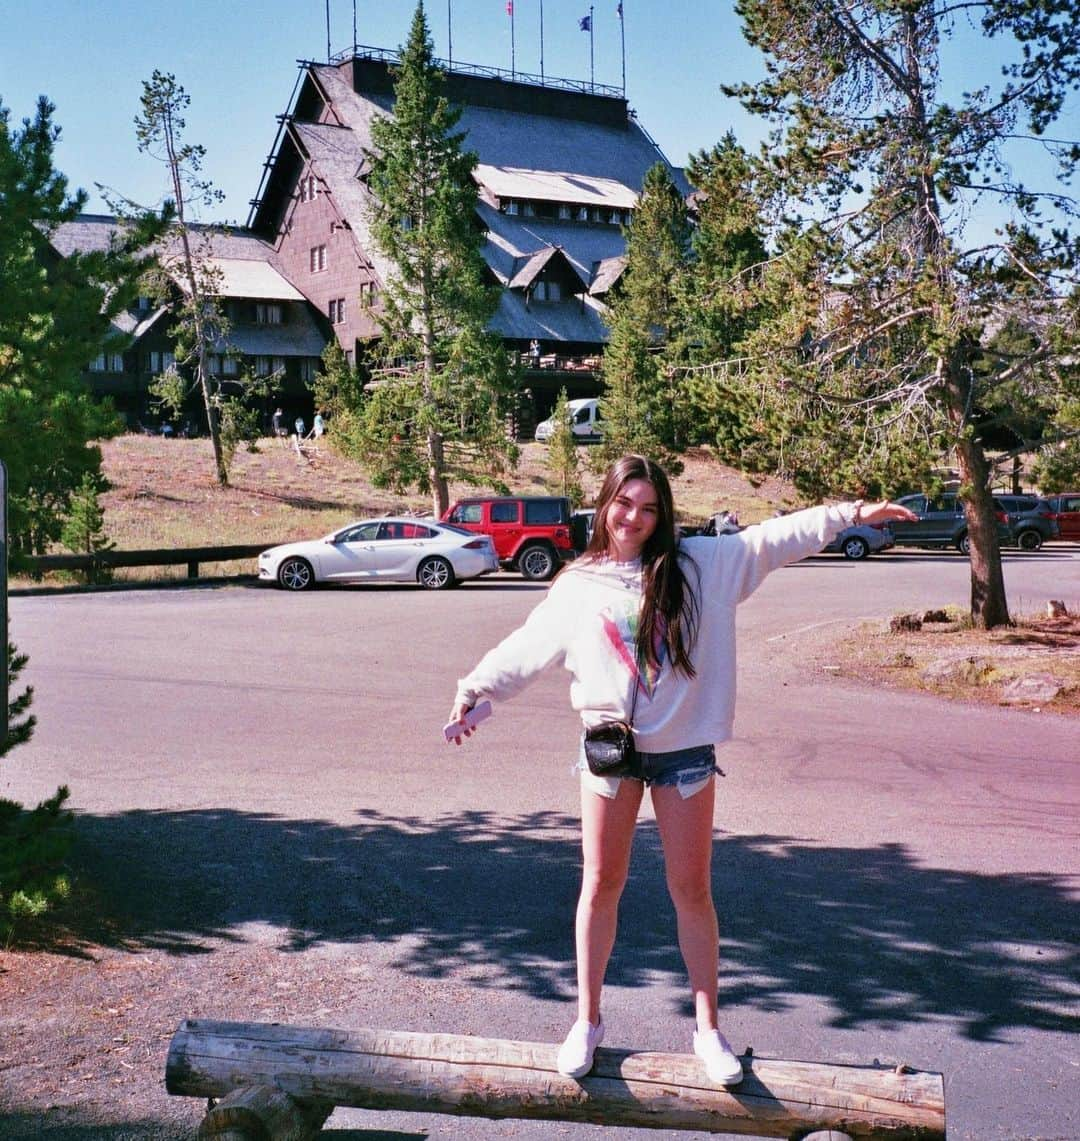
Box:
[198,1084,331,1140]
[166,1020,945,1140]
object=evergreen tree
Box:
[544,389,585,506]
[0,643,72,937]
[596,163,691,472]
[678,135,772,448]
[351,2,517,516]
[719,0,1080,627]
[134,71,234,486]
[60,472,115,585]
[0,97,163,562]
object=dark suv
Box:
[991,495,1059,550]
[891,493,1002,554]
[442,496,576,580]
[891,492,1057,553]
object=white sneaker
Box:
[693,1028,744,1087]
[556,1017,604,1077]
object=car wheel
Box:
[957,533,971,556]
[418,556,455,590]
[518,544,557,581]
[841,535,870,560]
[277,556,315,591]
[1016,529,1043,551]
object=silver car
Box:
[821,523,895,560]
[259,518,500,591]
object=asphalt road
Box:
[6,544,1079,1140]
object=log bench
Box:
[166,1019,945,1140]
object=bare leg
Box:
[651,778,719,1031]
[575,778,644,1024]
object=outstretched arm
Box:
[850,500,919,526]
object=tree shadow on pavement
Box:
[34,806,1079,1043]
[0,1109,427,1140]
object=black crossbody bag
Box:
[583,657,642,779]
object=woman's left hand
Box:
[856,500,919,525]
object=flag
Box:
[616,2,623,16]
[579,14,591,30]
[506,0,513,13]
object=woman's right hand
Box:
[446,701,475,746]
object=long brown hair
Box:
[584,454,699,677]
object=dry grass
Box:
[21,434,801,586]
[825,608,1080,716]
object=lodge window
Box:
[300,358,316,383]
[329,298,346,323]
[358,281,377,308]
[505,200,520,216]
[148,350,175,374]
[532,280,562,302]
[299,174,319,203]
[256,303,283,325]
[558,204,573,220]
[310,245,327,272]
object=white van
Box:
[534,397,603,443]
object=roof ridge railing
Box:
[327,44,625,100]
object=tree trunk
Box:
[955,438,1011,629]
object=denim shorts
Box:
[575,740,722,800]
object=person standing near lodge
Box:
[446,454,917,1086]
[272,407,287,445]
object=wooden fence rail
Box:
[165,1019,946,1141]
[22,543,271,581]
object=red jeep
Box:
[442,496,576,581]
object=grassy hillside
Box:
[27,434,803,584]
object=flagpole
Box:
[448,0,453,67]
[325,0,331,61]
[508,1,516,77]
[352,0,357,54]
[539,0,545,83]
[589,4,595,91]
[619,2,626,94]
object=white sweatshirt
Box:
[455,505,855,753]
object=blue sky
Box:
[1,0,1074,239]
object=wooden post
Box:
[166,1020,945,1140]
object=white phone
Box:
[443,700,493,742]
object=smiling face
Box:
[605,477,660,562]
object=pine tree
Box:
[351,2,518,516]
[718,0,1080,628]
[544,389,585,506]
[596,163,691,472]
[0,97,163,562]
[60,472,115,585]
[0,643,72,937]
[134,71,233,486]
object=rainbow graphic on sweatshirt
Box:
[600,602,666,700]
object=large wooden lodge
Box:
[54,46,690,434]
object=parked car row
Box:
[889,493,1060,554]
[259,489,1080,589]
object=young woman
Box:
[447,455,916,1085]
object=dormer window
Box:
[523,202,536,217]
[256,303,283,325]
[558,204,572,221]
[532,280,562,302]
[505,200,520,216]
[576,206,589,222]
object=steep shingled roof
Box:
[250,57,690,347]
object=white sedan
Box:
[259,517,500,591]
